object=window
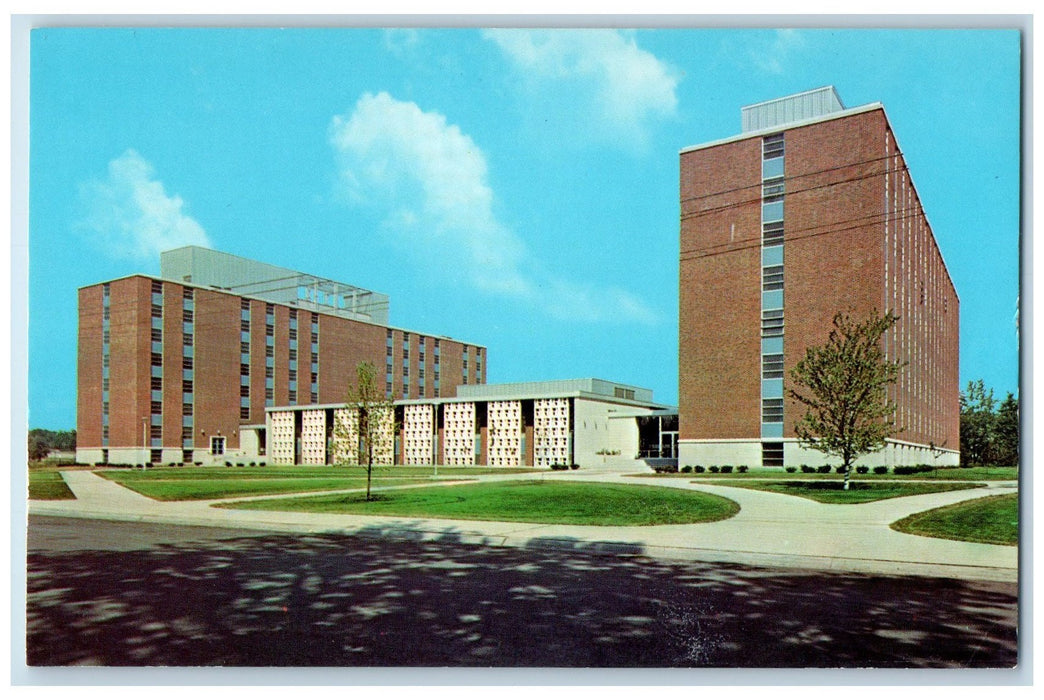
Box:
[762,177,785,202]
[763,221,784,246]
[763,265,784,291]
[762,442,785,467]
[763,133,784,159]
[762,398,784,423]
[761,309,784,336]
[151,377,163,391]
[210,436,225,455]
[762,354,784,379]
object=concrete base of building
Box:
[76,447,270,467]
[679,438,959,469]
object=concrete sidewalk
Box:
[28,469,1019,582]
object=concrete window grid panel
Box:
[534,397,570,467]
[332,407,359,466]
[442,402,476,466]
[268,412,295,465]
[300,409,326,465]
[403,404,434,466]
[487,400,522,468]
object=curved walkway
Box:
[28,469,1018,582]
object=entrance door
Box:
[660,432,678,459]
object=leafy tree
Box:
[333,362,397,501]
[27,428,76,453]
[788,310,903,490]
[993,392,1020,467]
[960,379,997,466]
[27,433,50,461]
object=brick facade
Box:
[679,103,959,466]
[77,274,484,463]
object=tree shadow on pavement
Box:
[27,530,1017,668]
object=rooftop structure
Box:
[161,246,390,325]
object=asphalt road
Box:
[25,516,1018,668]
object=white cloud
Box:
[750,29,807,75]
[383,28,420,56]
[329,92,657,324]
[482,29,679,146]
[78,150,210,261]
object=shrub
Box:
[737,465,749,473]
[694,465,706,473]
[893,466,916,475]
[721,465,734,474]
[707,465,719,473]
[785,466,798,473]
[551,463,570,471]
[571,463,580,470]
[681,465,693,473]
[873,466,889,475]
[194,461,203,467]
[144,462,152,469]
[817,465,832,474]
[168,462,176,467]
[836,466,846,474]
[856,466,869,474]
[249,461,256,467]
[801,465,815,474]
[224,461,233,467]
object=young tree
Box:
[960,379,997,466]
[788,310,903,490]
[333,361,396,501]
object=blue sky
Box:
[26,27,1021,429]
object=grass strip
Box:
[27,471,76,500]
[695,479,983,504]
[891,493,1018,545]
[219,480,741,526]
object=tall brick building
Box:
[679,87,959,468]
[76,247,486,465]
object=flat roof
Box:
[80,273,486,348]
[680,102,883,155]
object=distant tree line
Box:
[960,380,1019,467]
[27,428,76,461]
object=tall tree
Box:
[788,310,903,490]
[333,361,396,501]
[993,392,1020,467]
[960,379,997,466]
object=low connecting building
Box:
[265,378,676,469]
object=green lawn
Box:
[635,466,1017,481]
[99,465,534,501]
[697,479,984,504]
[219,480,741,526]
[27,470,75,500]
[891,493,1018,545]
